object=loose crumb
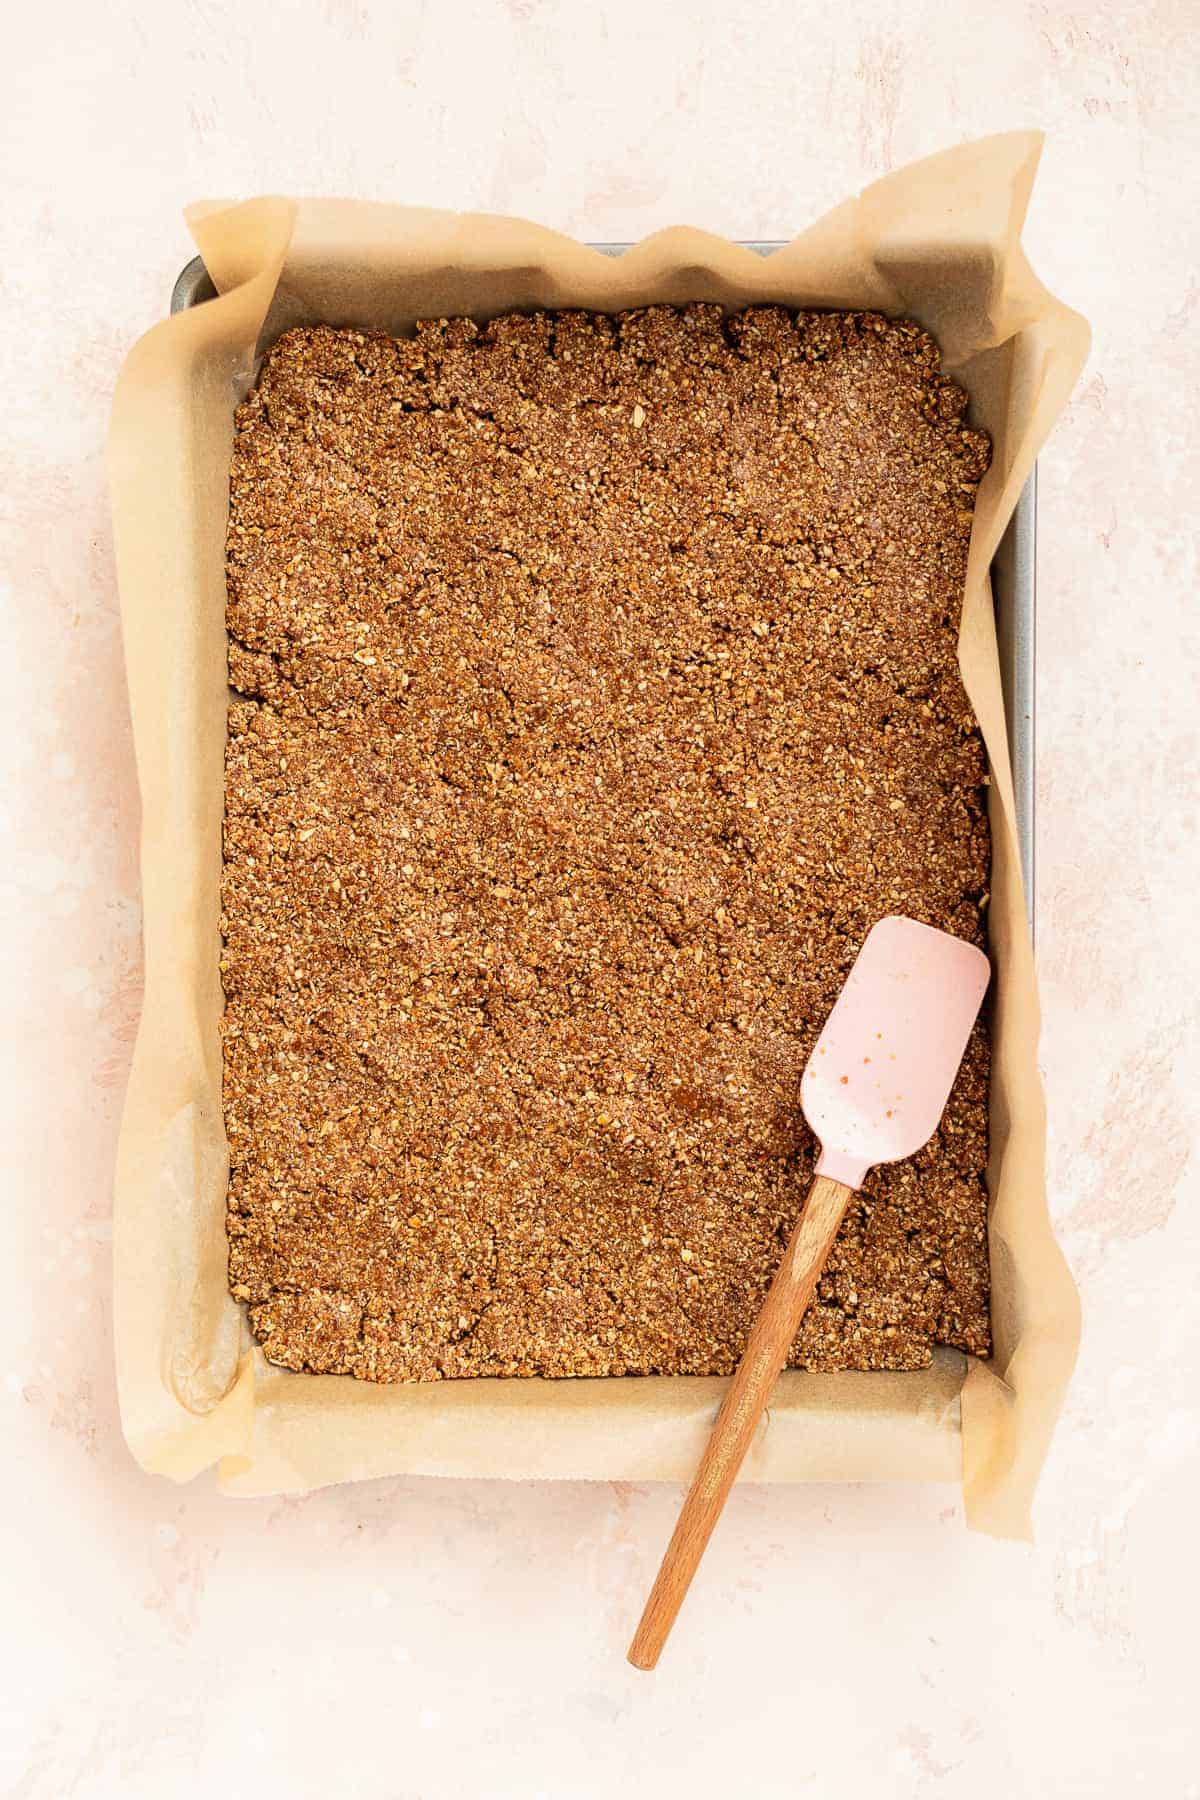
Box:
[221,304,992,1382]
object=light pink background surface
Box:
[3,3,1197,1795]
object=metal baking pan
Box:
[172,249,1035,923]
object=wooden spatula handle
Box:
[627,1173,854,1670]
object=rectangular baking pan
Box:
[172,248,1035,924]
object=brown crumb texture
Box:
[221,304,992,1382]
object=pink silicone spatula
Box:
[628,915,990,1670]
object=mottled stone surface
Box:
[3,2,1197,1794]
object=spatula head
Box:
[800,916,990,1190]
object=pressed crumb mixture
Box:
[221,304,993,1381]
